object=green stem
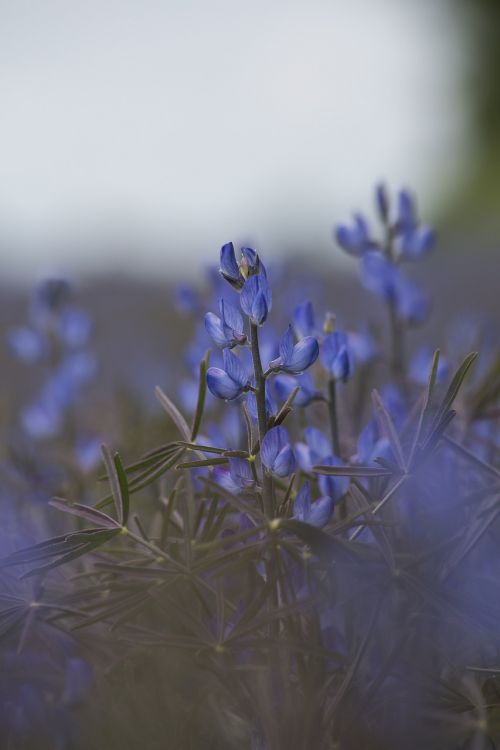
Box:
[327,378,340,456]
[250,323,274,518]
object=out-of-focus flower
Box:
[207,349,250,400]
[334,214,373,257]
[320,331,355,381]
[347,326,378,365]
[396,189,435,260]
[295,427,331,473]
[269,325,318,375]
[316,455,350,502]
[361,252,429,324]
[205,299,247,349]
[293,301,317,339]
[7,327,44,363]
[274,372,317,407]
[292,481,334,528]
[261,426,295,477]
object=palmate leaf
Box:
[0,527,121,578]
[278,519,384,566]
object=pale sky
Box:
[0,0,470,278]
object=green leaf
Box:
[371,389,406,469]
[312,465,393,478]
[155,386,191,440]
[101,444,124,524]
[190,351,210,441]
[113,452,130,525]
[49,497,119,529]
[431,351,478,433]
[176,457,229,470]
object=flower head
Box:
[334,213,373,257]
[240,273,272,325]
[269,325,319,375]
[261,426,295,477]
[293,481,334,528]
[320,331,355,381]
[206,349,250,400]
[205,299,247,349]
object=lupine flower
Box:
[320,331,355,381]
[334,213,373,256]
[347,326,378,365]
[269,325,319,374]
[58,308,92,348]
[205,298,247,349]
[212,457,255,494]
[207,349,250,400]
[274,372,317,407]
[295,427,331,472]
[174,283,202,315]
[409,346,449,386]
[292,481,334,528]
[220,242,245,289]
[260,426,295,477]
[246,382,276,422]
[219,243,262,290]
[396,189,435,260]
[316,455,350,502]
[361,252,429,324]
[355,420,392,466]
[293,301,317,339]
[7,327,44,363]
[240,273,272,325]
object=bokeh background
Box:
[1,0,499,404]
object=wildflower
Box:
[212,458,255,494]
[316,455,350,502]
[207,349,250,400]
[396,189,435,260]
[347,326,378,365]
[261,426,295,477]
[320,331,355,381]
[240,273,272,325]
[334,213,373,256]
[293,481,334,528]
[205,299,247,349]
[293,301,317,339]
[274,372,317,407]
[361,252,429,324]
[269,325,319,374]
[295,427,331,472]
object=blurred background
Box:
[1,0,499,405]
[0,0,499,280]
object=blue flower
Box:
[269,325,319,374]
[355,419,391,466]
[347,327,378,365]
[212,457,255,494]
[240,273,272,325]
[334,213,373,256]
[207,349,250,400]
[361,252,429,324]
[174,284,201,315]
[220,242,245,289]
[293,481,334,528]
[293,301,317,339]
[58,308,92,348]
[316,455,350,502]
[295,427,331,472]
[261,426,295,477]
[320,331,355,381]
[205,299,247,349]
[396,189,435,260]
[246,382,276,422]
[7,327,44,363]
[274,372,317,407]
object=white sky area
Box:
[0,0,470,279]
